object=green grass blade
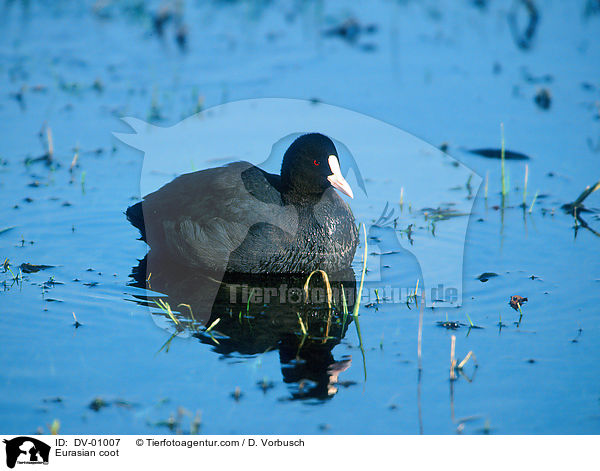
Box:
[205,317,221,333]
[501,123,506,197]
[340,283,349,335]
[352,223,368,381]
[528,190,539,213]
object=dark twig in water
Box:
[561,179,600,237]
[508,0,539,50]
[26,124,55,165]
[563,179,600,210]
[450,335,478,382]
[467,148,530,160]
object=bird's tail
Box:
[125,201,146,241]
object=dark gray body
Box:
[126,162,359,274]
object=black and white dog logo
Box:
[3,437,51,468]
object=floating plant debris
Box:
[509,295,528,311]
[437,320,464,330]
[231,386,243,402]
[477,272,498,282]
[508,0,539,50]
[534,88,552,110]
[20,263,54,273]
[521,67,553,84]
[257,379,274,394]
[467,148,530,160]
[89,397,109,412]
[322,18,378,44]
[43,278,63,288]
[113,399,135,409]
[42,397,63,404]
[153,7,172,36]
[421,206,469,221]
[562,179,600,214]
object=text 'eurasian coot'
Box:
[126,133,359,274]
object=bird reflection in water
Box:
[129,252,357,401]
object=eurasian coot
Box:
[126,133,359,274]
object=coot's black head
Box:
[280,133,354,201]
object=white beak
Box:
[327,155,354,199]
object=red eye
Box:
[313,159,320,166]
